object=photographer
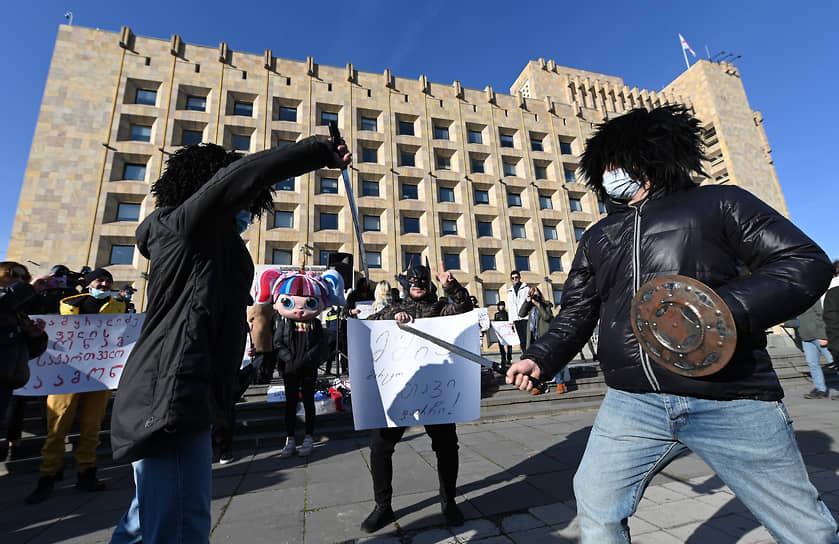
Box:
[517,286,557,395]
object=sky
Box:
[1,0,837,263]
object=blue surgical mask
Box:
[235,210,251,234]
[89,288,110,299]
[123,294,132,301]
[602,169,642,201]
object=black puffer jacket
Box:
[524,185,832,401]
[368,280,472,321]
[0,282,48,388]
[111,137,335,463]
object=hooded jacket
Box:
[110,137,335,463]
[523,184,832,401]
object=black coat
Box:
[110,137,335,463]
[524,185,832,401]
[824,285,839,359]
[0,282,48,388]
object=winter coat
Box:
[824,283,839,358]
[517,299,554,350]
[506,282,529,322]
[60,293,127,315]
[367,280,473,321]
[523,184,832,401]
[273,317,325,377]
[796,302,828,342]
[110,136,336,463]
[0,282,48,388]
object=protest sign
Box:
[347,311,481,430]
[14,313,146,396]
[489,321,519,346]
[355,301,374,320]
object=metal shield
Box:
[630,275,737,377]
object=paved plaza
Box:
[2,382,838,543]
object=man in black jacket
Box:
[507,106,838,542]
[108,137,350,544]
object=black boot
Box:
[441,500,464,526]
[76,467,105,492]
[360,503,395,533]
[26,470,61,504]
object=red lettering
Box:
[54,375,64,387]
[87,367,105,381]
[33,376,43,389]
[71,370,81,384]
[109,365,124,378]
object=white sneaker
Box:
[297,435,314,456]
[279,437,296,458]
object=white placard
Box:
[266,385,286,403]
[347,311,481,430]
[355,302,375,320]
[489,321,519,346]
[14,313,146,396]
[476,308,490,332]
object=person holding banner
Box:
[506,105,838,542]
[492,301,513,366]
[360,260,473,533]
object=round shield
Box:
[630,275,737,377]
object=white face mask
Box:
[602,169,642,201]
[89,288,111,299]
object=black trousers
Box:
[513,319,528,350]
[498,343,512,363]
[369,423,459,506]
[284,372,316,436]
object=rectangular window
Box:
[480,253,496,272]
[363,215,380,231]
[272,249,292,265]
[438,186,455,203]
[470,158,484,174]
[443,253,461,270]
[401,183,418,200]
[548,256,563,273]
[534,165,547,179]
[320,111,338,126]
[569,198,583,212]
[182,129,202,146]
[514,254,530,272]
[361,116,377,131]
[403,216,420,233]
[362,180,379,197]
[278,106,297,122]
[539,195,553,210]
[467,129,482,144]
[273,211,294,228]
[474,189,490,205]
[398,120,414,136]
[477,221,492,237]
[110,245,134,265]
[123,163,146,181]
[574,226,586,241]
[440,219,457,235]
[552,289,563,305]
[483,288,500,306]
[510,222,526,239]
[130,124,152,142]
[135,89,156,106]
[436,153,451,170]
[366,251,382,269]
[503,161,516,177]
[500,133,514,148]
[399,151,415,167]
[530,136,543,152]
[319,213,338,230]
[116,203,141,222]
[362,148,377,163]
[232,134,250,152]
[233,101,253,117]
[186,95,206,111]
[433,125,449,140]
[276,177,294,191]
[598,200,607,213]
[276,139,294,149]
[507,192,522,207]
[560,141,573,155]
[564,169,577,183]
[544,224,558,240]
[319,250,336,267]
[404,251,421,266]
[320,177,339,194]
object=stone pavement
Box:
[2,382,838,544]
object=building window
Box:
[503,161,517,177]
[362,180,379,197]
[507,192,522,207]
[530,135,543,152]
[232,134,250,152]
[559,140,573,155]
[123,163,146,181]
[436,153,451,170]
[404,251,421,266]
[182,129,202,146]
[564,169,577,183]
[539,195,552,210]
[544,224,558,240]
[363,215,380,232]
[366,251,382,269]
[273,211,293,228]
[470,157,484,174]
[276,177,294,191]
[552,289,563,305]
[474,189,490,205]
[320,111,338,126]
[401,183,418,200]
[534,165,547,179]
[514,254,530,272]
[467,129,482,144]
[361,116,377,131]
[399,150,415,167]
[319,213,338,230]
[483,288,500,306]
[598,200,606,213]
[319,250,336,267]
[548,256,563,273]
[398,120,414,136]
[477,221,492,237]
[433,125,449,140]
[510,222,526,239]
[480,253,496,272]
[186,96,206,111]
[116,203,141,222]
[440,219,457,236]
[130,124,152,142]
[500,133,514,148]
[403,216,420,233]
[110,245,134,265]
[438,186,455,203]
[320,177,339,194]
[233,101,253,117]
[278,106,297,122]
[135,89,156,106]
[443,253,461,270]
[272,249,292,265]
[276,139,294,149]
[569,198,583,212]
[574,226,586,241]
[362,148,377,163]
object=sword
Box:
[397,322,550,392]
[328,122,369,280]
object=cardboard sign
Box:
[489,321,520,346]
[14,313,146,396]
[347,312,481,430]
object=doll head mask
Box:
[271,269,345,321]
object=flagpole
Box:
[681,35,690,70]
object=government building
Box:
[8,25,786,311]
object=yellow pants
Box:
[40,390,112,475]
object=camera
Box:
[49,264,89,289]
[531,293,542,303]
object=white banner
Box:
[489,321,519,346]
[347,312,481,430]
[14,314,146,396]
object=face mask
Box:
[235,210,251,234]
[123,294,132,301]
[89,288,110,299]
[602,169,642,201]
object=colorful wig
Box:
[269,269,345,309]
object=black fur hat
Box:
[580,105,707,202]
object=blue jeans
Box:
[110,429,212,544]
[573,388,839,543]
[803,339,834,392]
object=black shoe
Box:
[76,467,106,492]
[804,388,828,399]
[26,474,57,504]
[360,503,395,533]
[441,500,464,526]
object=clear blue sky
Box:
[1,0,836,263]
